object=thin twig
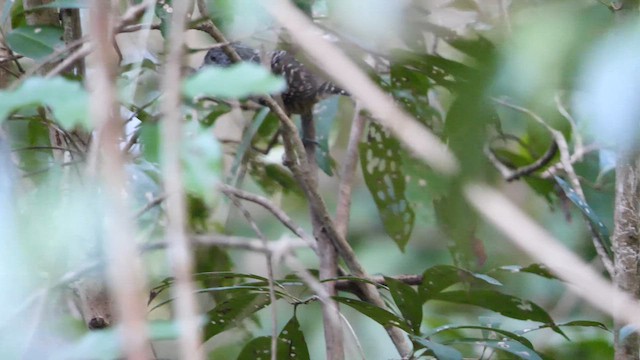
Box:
[159,0,203,358]
[493,97,614,275]
[227,196,279,360]
[335,103,364,238]
[218,184,317,251]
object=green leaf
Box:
[0,77,89,130]
[520,320,609,336]
[180,121,222,204]
[432,290,567,339]
[276,315,310,360]
[154,0,172,38]
[411,336,463,360]
[334,296,411,332]
[554,175,611,256]
[359,122,415,250]
[236,337,271,359]
[236,315,310,360]
[452,339,542,360]
[419,265,502,302]
[6,26,63,60]
[495,264,558,280]
[313,97,340,176]
[426,324,533,349]
[228,108,270,182]
[183,63,286,99]
[204,293,270,340]
[385,276,422,334]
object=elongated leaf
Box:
[554,176,611,255]
[236,315,310,360]
[426,324,533,349]
[276,315,310,360]
[495,264,558,280]
[411,336,462,360]
[334,296,411,332]
[0,77,89,130]
[181,121,222,204]
[313,97,340,176]
[236,336,271,360]
[419,265,502,302]
[6,26,63,60]
[520,320,609,335]
[360,122,415,250]
[432,290,567,339]
[453,339,542,360]
[228,108,270,183]
[385,276,422,333]
[183,63,286,99]
[204,293,270,340]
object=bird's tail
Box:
[318,82,349,97]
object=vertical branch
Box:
[301,109,344,360]
[613,155,640,360]
[86,0,149,358]
[159,1,204,360]
[611,3,640,360]
[335,104,363,238]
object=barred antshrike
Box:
[202,43,349,165]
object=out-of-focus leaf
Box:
[411,336,463,360]
[139,122,160,163]
[6,26,63,60]
[495,264,558,280]
[334,296,411,332]
[327,0,405,51]
[0,77,89,130]
[293,0,314,16]
[200,103,232,127]
[204,293,270,340]
[228,108,270,182]
[454,339,542,360]
[31,0,89,9]
[236,336,271,360]
[181,121,222,204]
[432,290,566,339]
[385,276,422,333]
[312,97,339,176]
[184,63,285,100]
[154,0,172,38]
[359,122,415,250]
[250,160,302,196]
[419,265,502,302]
[206,0,272,39]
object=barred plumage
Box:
[202,44,349,115]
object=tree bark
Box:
[611,3,640,359]
[613,155,640,360]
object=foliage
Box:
[0,0,628,359]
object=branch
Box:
[159,0,204,358]
[492,97,614,275]
[86,0,149,357]
[335,104,364,238]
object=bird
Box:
[202,43,348,116]
[202,43,349,168]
